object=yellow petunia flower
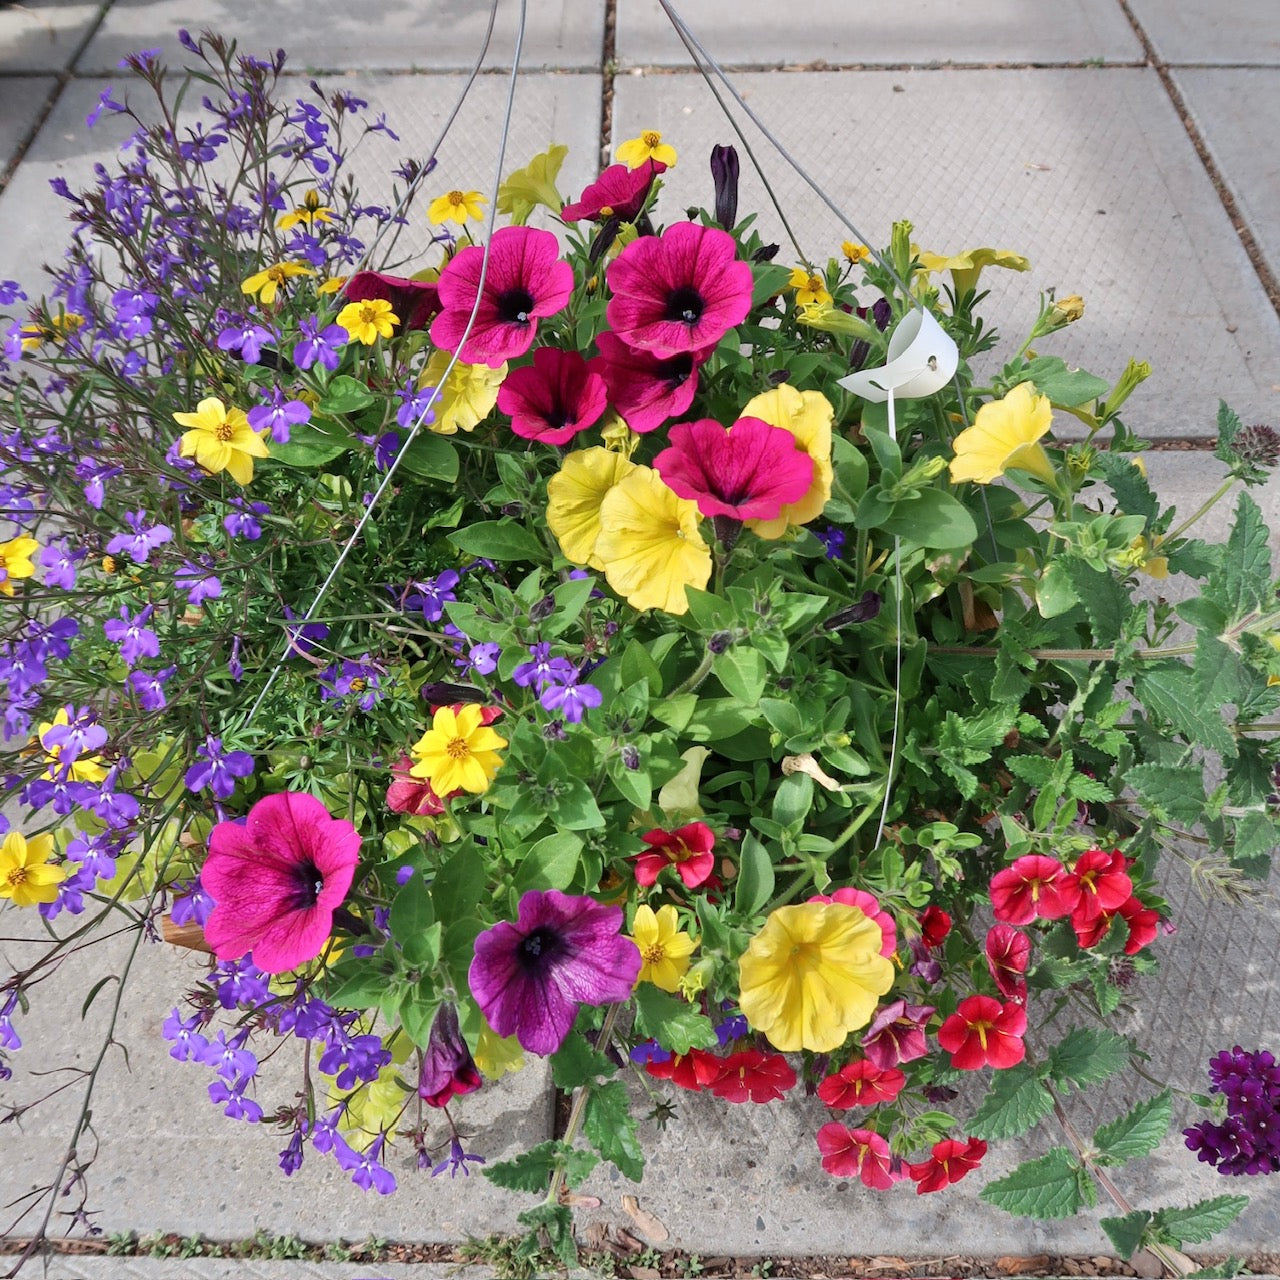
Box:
[37,709,108,784]
[594,466,711,615]
[738,901,894,1053]
[631,904,697,993]
[0,831,65,908]
[740,385,835,539]
[616,129,677,169]
[0,534,40,596]
[787,267,832,308]
[474,1020,525,1079]
[427,189,488,226]
[173,396,270,486]
[1051,293,1085,325]
[416,350,507,434]
[336,298,399,345]
[277,189,336,231]
[546,446,638,569]
[409,704,507,796]
[916,245,1030,298]
[949,382,1055,486]
[240,261,316,304]
[497,144,568,224]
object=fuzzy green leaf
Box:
[484,1140,596,1193]
[1095,450,1159,522]
[1206,491,1272,621]
[632,984,718,1055]
[1094,1090,1172,1165]
[1154,1195,1249,1246]
[980,1147,1083,1218]
[550,1032,615,1090]
[1005,754,1058,786]
[1046,1028,1131,1089]
[583,1080,645,1181]
[1135,664,1236,758]
[967,1063,1055,1139]
[1127,762,1207,825]
[1023,355,1111,407]
[1100,1210,1152,1257]
[1065,561,1128,645]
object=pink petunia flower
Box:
[342,269,440,331]
[815,1124,901,1188]
[496,347,608,445]
[861,999,936,1070]
[632,821,716,888]
[591,329,710,434]
[809,886,897,959]
[937,995,1027,1071]
[560,160,666,223]
[605,222,753,358]
[985,923,1031,1003]
[816,1058,906,1109]
[201,791,361,973]
[430,225,574,367]
[654,416,813,522]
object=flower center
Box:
[642,943,666,965]
[643,131,661,148]
[349,677,367,693]
[445,736,471,760]
[496,287,535,326]
[660,353,694,390]
[4,867,27,889]
[359,302,381,323]
[517,926,562,971]
[290,858,324,909]
[215,421,236,442]
[664,285,704,326]
[448,190,465,207]
[268,265,288,284]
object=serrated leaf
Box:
[583,1079,644,1181]
[1092,968,1123,1015]
[1101,1209,1152,1257]
[1065,561,1128,645]
[1005,754,1058,786]
[968,1063,1055,1140]
[1127,762,1206,825]
[1046,1027,1131,1089]
[1213,399,1243,465]
[1095,450,1160,522]
[1185,1259,1246,1280]
[631,983,718,1055]
[550,1031,615,1090]
[1206,491,1272,622]
[1094,1089,1172,1164]
[483,1139,595,1192]
[1154,1195,1249,1246]
[1231,811,1280,875]
[980,1147,1084,1218]
[1135,664,1236,758]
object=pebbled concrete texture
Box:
[0,0,103,74]
[1128,0,1280,66]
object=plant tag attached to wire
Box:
[838,308,958,405]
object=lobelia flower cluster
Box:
[2,31,1279,1256]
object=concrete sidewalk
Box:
[2,0,1280,1270]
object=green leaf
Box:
[750,262,793,308]
[967,1063,1055,1140]
[1128,762,1207,825]
[1100,1209,1152,1257]
[1231,811,1280,877]
[484,1140,595,1193]
[397,978,440,1046]
[620,640,664,697]
[1046,1027,1131,1089]
[550,1031,615,1090]
[1036,560,1080,618]
[1135,664,1236,758]
[1207,491,1272,622]
[632,984,718,1055]
[431,844,486,919]
[1093,1089,1172,1165]
[318,374,376,414]
[1185,1260,1246,1279]
[881,487,979,550]
[1022,355,1111,407]
[735,831,775,917]
[546,777,604,831]
[514,831,583,892]
[447,520,546,563]
[772,773,814,827]
[396,432,459,484]
[268,420,356,467]
[583,1079,645,1181]
[1065,561,1127,644]
[1154,1195,1249,1246]
[1095,450,1159,522]
[388,872,434,960]
[714,646,768,705]
[1213,399,1244,466]
[980,1147,1084,1218]
[1005,754,1058,787]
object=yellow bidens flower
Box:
[173,396,270,486]
[427,189,488,226]
[616,129,677,169]
[917,245,1030,298]
[547,447,638,569]
[0,534,40,596]
[37,709,108,783]
[842,241,870,265]
[240,261,315,304]
[738,901,895,1053]
[409,704,508,796]
[277,189,336,231]
[497,144,569,224]
[317,276,348,296]
[0,831,64,908]
[949,382,1055,486]
[336,297,399,345]
[631,904,697,993]
[788,267,832,308]
[740,386,834,539]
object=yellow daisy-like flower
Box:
[317,276,348,295]
[842,241,871,265]
[240,261,315,305]
[497,144,568,224]
[916,245,1030,298]
[631,904,697,993]
[336,298,399,345]
[37,709,108,783]
[741,385,835,539]
[277,189,336,231]
[417,349,507,434]
[787,267,832,308]
[0,831,65,908]
[173,396,270,486]
[738,901,895,1053]
[0,534,40,597]
[594,466,712,615]
[616,129,677,169]
[409,704,508,796]
[427,189,488,226]
[546,446,638,569]
[949,382,1055,486]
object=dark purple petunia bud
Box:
[710,144,739,230]
[417,1003,482,1108]
[823,590,882,631]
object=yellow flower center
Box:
[972,1020,991,1049]
[267,265,288,284]
[642,943,666,965]
[448,190,466,208]
[5,867,27,889]
[805,275,822,292]
[445,736,471,760]
[643,131,661,148]
[599,205,614,218]
[359,302,380,323]
[215,421,236,442]
[349,677,367,693]
[101,555,116,573]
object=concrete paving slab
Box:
[1174,68,1280,287]
[0,1,103,75]
[0,75,57,174]
[616,0,1143,68]
[1128,0,1280,67]
[75,0,605,75]
[0,71,601,297]
[610,67,1280,439]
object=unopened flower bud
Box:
[710,143,740,230]
[708,630,734,654]
[1051,293,1085,324]
[529,594,556,622]
[1235,423,1280,468]
[621,744,641,771]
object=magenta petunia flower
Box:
[591,330,710,434]
[605,222,753,358]
[469,889,641,1056]
[342,270,440,331]
[201,791,361,973]
[860,999,936,1070]
[560,160,666,224]
[654,416,814,522]
[496,346,608,445]
[430,225,574,368]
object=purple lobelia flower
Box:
[469,889,641,1056]
[105,509,172,563]
[103,604,160,668]
[184,735,255,799]
[539,674,602,724]
[333,1133,397,1194]
[292,316,347,371]
[247,389,310,444]
[431,1136,485,1178]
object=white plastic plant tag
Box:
[837,308,959,403]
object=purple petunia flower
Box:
[418,1002,482,1108]
[105,509,172,564]
[468,889,641,1056]
[184,735,254,800]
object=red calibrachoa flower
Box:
[707,1049,797,1103]
[1065,848,1132,926]
[989,854,1078,925]
[816,1058,905,1109]
[906,1137,988,1194]
[815,1124,901,1188]
[496,347,608,445]
[560,160,666,223]
[985,923,1031,1003]
[920,904,952,948]
[1074,893,1160,954]
[937,995,1027,1070]
[632,821,716,888]
[810,886,897,958]
[386,753,445,816]
[644,1046,721,1092]
[861,999,936,1069]
[591,329,710,434]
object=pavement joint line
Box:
[598,0,617,168]
[612,60,1151,74]
[1115,0,1280,322]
